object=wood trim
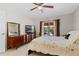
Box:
[56,19,60,36]
[7,22,19,24]
[7,23,8,49]
[18,24,20,35]
[40,21,42,36]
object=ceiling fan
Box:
[30,3,54,11]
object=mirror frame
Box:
[7,22,20,37]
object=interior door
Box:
[0,12,6,52]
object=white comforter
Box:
[28,34,79,55]
[32,35,72,47]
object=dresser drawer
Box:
[8,35,24,49]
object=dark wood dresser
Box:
[7,33,36,49]
[7,35,24,49]
[25,33,36,43]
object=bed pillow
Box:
[65,34,70,39]
[68,31,79,39]
[67,30,79,44]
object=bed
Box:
[27,31,79,56]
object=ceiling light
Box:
[38,6,42,10]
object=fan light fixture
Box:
[38,6,42,10]
[30,3,54,11]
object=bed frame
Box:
[28,49,59,56]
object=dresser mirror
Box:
[7,22,20,36]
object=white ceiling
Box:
[0,3,79,19]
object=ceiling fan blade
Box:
[33,3,39,5]
[39,3,43,6]
[33,3,43,6]
[43,5,54,8]
[30,7,38,11]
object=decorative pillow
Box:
[67,30,79,44]
[65,34,70,39]
[68,31,79,39]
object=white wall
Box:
[57,14,74,35]
[73,7,79,30]
[34,14,74,35]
